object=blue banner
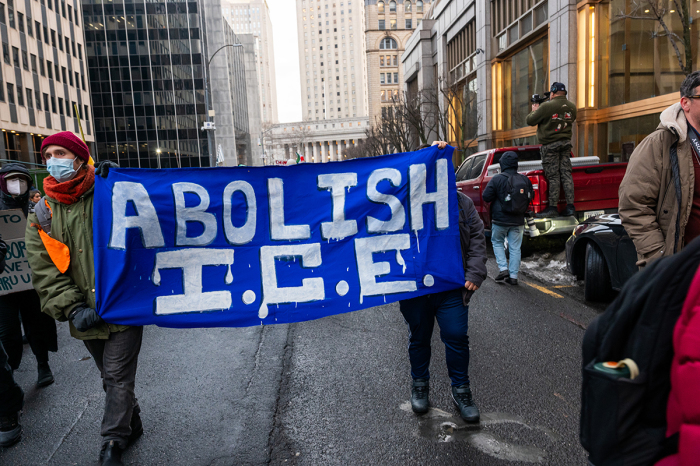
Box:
[93,146,464,328]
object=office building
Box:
[296,0,368,121]
[0,0,94,164]
[402,0,700,168]
[364,0,429,124]
[82,0,256,168]
[223,0,278,124]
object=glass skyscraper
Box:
[82,0,252,168]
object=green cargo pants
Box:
[541,140,575,206]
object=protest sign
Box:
[0,209,33,296]
[94,146,465,328]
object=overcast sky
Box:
[267,0,302,123]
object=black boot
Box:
[0,412,22,447]
[410,378,430,414]
[505,277,518,286]
[128,411,143,446]
[494,270,509,282]
[36,362,54,388]
[100,440,124,466]
[451,384,480,422]
[535,206,559,218]
[562,204,576,217]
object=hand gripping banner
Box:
[93,146,465,328]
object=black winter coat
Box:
[482,152,533,227]
[457,192,488,305]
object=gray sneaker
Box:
[451,385,480,422]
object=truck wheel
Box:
[584,243,612,302]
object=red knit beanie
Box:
[40,131,90,162]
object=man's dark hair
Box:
[417,143,431,150]
[680,71,700,98]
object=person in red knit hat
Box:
[25,131,137,466]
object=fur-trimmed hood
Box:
[660,103,688,143]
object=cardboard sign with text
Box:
[0,209,33,296]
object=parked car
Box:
[455,146,628,239]
[565,214,638,302]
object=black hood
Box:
[0,163,31,179]
[500,151,519,172]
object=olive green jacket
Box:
[526,95,577,145]
[25,185,129,340]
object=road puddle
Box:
[400,402,557,463]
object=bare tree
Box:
[289,124,312,158]
[617,0,692,75]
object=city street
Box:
[0,256,600,466]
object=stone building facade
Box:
[402,0,700,168]
[265,116,369,164]
[364,0,429,124]
[295,0,368,121]
[0,0,94,165]
[223,0,279,124]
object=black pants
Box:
[0,290,58,370]
[83,326,143,448]
[0,338,23,416]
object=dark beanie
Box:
[40,131,90,162]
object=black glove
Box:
[94,160,119,179]
[68,304,104,332]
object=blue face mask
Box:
[46,157,79,183]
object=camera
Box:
[530,92,551,104]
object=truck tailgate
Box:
[533,163,628,212]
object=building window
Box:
[416,1,423,13]
[21,50,27,70]
[31,54,37,73]
[2,42,9,64]
[17,11,22,33]
[58,97,63,115]
[406,19,412,28]
[6,83,14,104]
[389,1,396,12]
[11,46,18,67]
[0,3,5,25]
[390,19,397,29]
[380,73,385,84]
[380,55,385,66]
[0,82,5,102]
[43,93,49,112]
[378,19,385,29]
[379,37,397,49]
[378,1,384,13]
[492,36,549,131]
[405,1,412,12]
[35,89,41,109]
[16,85,22,106]
[7,0,13,28]
[39,59,44,76]
[447,20,477,83]
[26,88,32,108]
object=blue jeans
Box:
[399,290,470,387]
[491,224,524,279]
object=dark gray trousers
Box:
[83,326,143,448]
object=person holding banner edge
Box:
[0,164,58,390]
[400,141,488,422]
[25,131,137,466]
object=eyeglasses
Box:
[685,95,700,100]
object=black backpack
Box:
[580,237,700,466]
[501,172,531,215]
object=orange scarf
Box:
[43,165,95,205]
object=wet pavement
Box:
[1,257,603,465]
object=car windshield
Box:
[492,150,541,166]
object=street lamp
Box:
[203,43,244,167]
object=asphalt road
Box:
[1,259,602,465]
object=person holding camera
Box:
[526,82,577,218]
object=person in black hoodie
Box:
[0,164,57,389]
[482,151,534,285]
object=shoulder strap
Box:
[35,197,53,236]
[669,128,682,254]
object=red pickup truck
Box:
[455,145,628,237]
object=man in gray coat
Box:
[399,142,488,423]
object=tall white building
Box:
[223,0,279,124]
[296,0,368,121]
